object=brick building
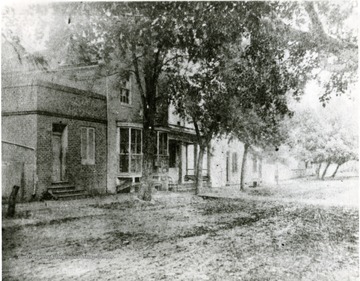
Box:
[2,71,108,200]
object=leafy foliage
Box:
[287,106,358,167]
[276,1,358,104]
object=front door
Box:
[168,140,180,183]
[52,124,67,182]
[52,133,62,182]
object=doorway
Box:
[169,140,181,183]
[52,124,67,182]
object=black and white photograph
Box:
[1,1,358,280]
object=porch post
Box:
[194,144,198,176]
[178,142,183,184]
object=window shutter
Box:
[88,128,95,164]
[233,152,238,172]
[81,127,87,163]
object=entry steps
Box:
[46,182,88,200]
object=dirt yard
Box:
[2,178,358,281]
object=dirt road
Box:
[2,178,358,280]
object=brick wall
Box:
[37,82,107,121]
[36,115,107,197]
[2,115,37,149]
[2,78,108,199]
[99,73,143,193]
[1,85,38,112]
[2,65,146,198]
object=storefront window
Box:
[119,128,142,173]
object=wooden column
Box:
[194,144,198,176]
[207,144,211,186]
[178,142,183,184]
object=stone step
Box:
[49,182,76,192]
[51,181,72,186]
[48,186,76,192]
[51,189,87,195]
[45,183,88,201]
[56,192,89,200]
[176,189,196,193]
[176,187,196,192]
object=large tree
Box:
[162,2,301,193]
[222,23,298,190]
[265,1,358,104]
[287,105,358,180]
[164,59,231,194]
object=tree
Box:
[100,2,254,198]
[287,104,358,180]
[222,24,297,190]
[164,60,231,194]
[270,1,358,104]
[163,1,305,193]
[322,107,358,178]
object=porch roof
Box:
[155,124,197,143]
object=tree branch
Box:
[152,45,162,83]
[131,47,146,99]
[162,53,184,68]
[304,2,357,53]
[192,115,203,145]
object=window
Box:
[185,144,207,177]
[202,148,208,175]
[120,79,130,104]
[186,144,195,176]
[157,132,168,156]
[81,127,95,165]
[232,152,238,173]
[119,128,142,173]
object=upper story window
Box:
[81,127,95,165]
[119,127,142,173]
[120,79,131,104]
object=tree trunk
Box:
[139,124,156,201]
[7,185,20,218]
[194,146,205,195]
[316,163,322,179]
[240,143,249,191]
[321,161,331,180]
[138,83,157,201]
[331,163,342,178]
